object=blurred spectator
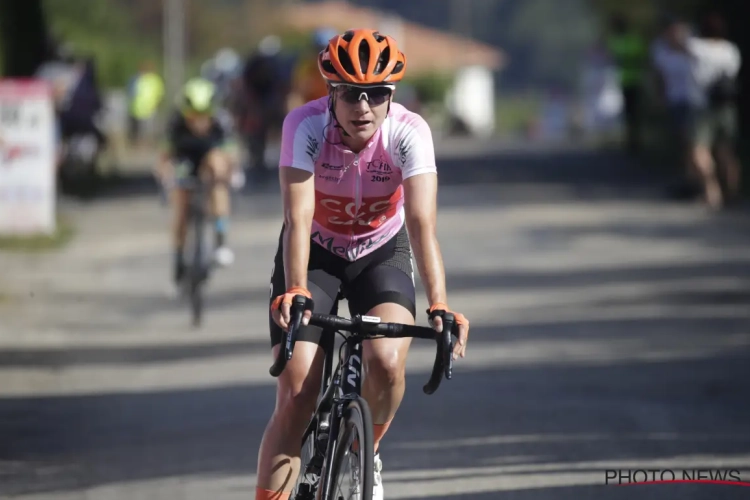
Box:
[201,48,243,134]
[651,14,742,209]
[287,28,336,110]
[691,12,742,207]
[34,42,79,165]
[580,43,623,135]
[605,14,648,154]
[651,17,700,199]
[62,56,106,148]
[36,46,107,164]
[237,35,287,182]
[126,61,165,147]
[201,48,242,107]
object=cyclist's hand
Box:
[156,159,177,188]
[427,303,470,360]
[271,286,313,331]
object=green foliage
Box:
[43,0,161,87]
[0,216,75,252]
[403,72,455,105]
[495,93,542,136]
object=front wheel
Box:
[325,397,374,500]
[186,203,207,327]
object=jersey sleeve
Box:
[279,107,320,172]
[393,114,437,179]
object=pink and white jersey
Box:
[279,97,437,261]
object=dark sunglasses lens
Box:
[339,87,392,105]
[367,88,392,105]
[340,88,361,104]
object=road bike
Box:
[270,295,458,500]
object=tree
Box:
[0,0,50,77]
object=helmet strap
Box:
[328,90,350,137]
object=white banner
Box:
[0,79,56,236]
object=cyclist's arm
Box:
[280,167,315,290]
[155,138,174,182]
[404,172,446,308]
[278,110,318,291]
[398,115,445,307]
[213,120,241,170]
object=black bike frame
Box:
[309,332,364,499]
[275,296,456,500]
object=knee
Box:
[692,146,714,169]
[205,149,230,179]
[275,376,320,427]
[171,193,189,223]
[365,349,406,388]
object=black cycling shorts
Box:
[269,224,416,347]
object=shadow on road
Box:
[4,144,749,498]
[1,251,749,496]
[0,345,748,497]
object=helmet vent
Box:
[358,40,371,73]
[338,46,356,75]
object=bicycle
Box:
[160,153,242,327]
[269,295,458,500]
[181,175,215,327]
[161,173,222,327]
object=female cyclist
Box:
[257,29,470,500]
[155,78,239,288]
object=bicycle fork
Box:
[317,340,363,499]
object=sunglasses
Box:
[335,85,393,106]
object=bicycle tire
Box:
[189,200,205,327]
[292,425,321,500]
[323,397,374,500]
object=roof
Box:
[275,1,506,74]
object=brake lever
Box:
[441,312,455,381]
[422,311,456,395]
[269,294,309,377]
[285,294,308,361]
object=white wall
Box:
[446,65,496,137]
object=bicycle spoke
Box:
[333,422,363,500]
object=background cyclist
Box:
[155,77,240,291]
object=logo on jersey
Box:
[366,156,392,182]
[317,174,342,183]
[311,228,395,261]
[314,188,402,236]
[321,162,344,171]
[396,137,410,166]
[306,135,320,161]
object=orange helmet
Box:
[318,29,406,86]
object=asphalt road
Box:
[1,144,749,499]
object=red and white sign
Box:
[0,79,56,235]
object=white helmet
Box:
[257,35,282,57]
[215,48,240,73]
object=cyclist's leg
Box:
[256,232,341,499]
[346,227,415,444]
[347,267,415,450]
[170,184,191,284]
[200,147,233,263]
[345,229,416,499]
